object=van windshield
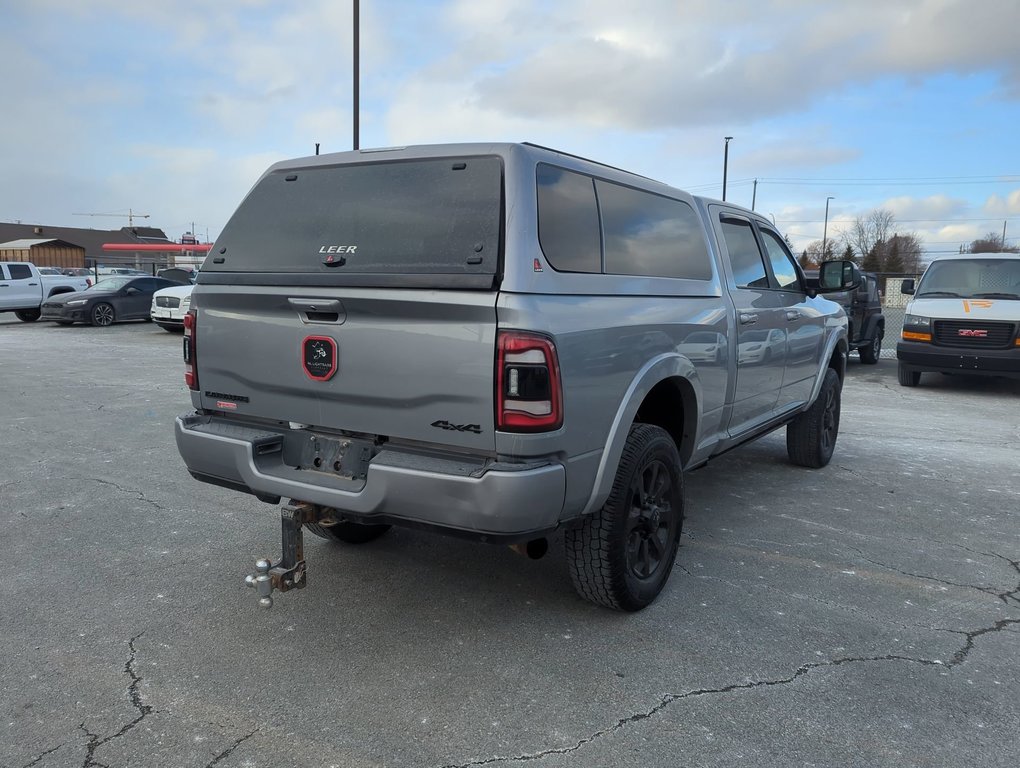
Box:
[206,156,503,287]
[917,258,1020,299]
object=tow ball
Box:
[245,500,335,609]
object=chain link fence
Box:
[872,273,922,359]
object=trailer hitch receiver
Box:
[244,500,334,609]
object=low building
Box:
[0,222,178,271]
[0,238,86,268]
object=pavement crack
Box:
[86,478,166,512]
[20,745,62,767]
[845,544,1020,605]
[438,655,941,768]
[948,617,1020,667]
[441,619,1020,768]
[78,632,155,768]
[204,729,259,768]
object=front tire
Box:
[565,424,684,611]
[859,328,882,364]
[787,368,841,468]
[306,521,391,544]
[897,362,921,387]
[15,309,40,322]
[90,302,115,327]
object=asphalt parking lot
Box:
[2,316,1018,768]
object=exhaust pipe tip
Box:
[509,538,549,560]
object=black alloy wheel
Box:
[624,457,679,582]
[91,302,115,327]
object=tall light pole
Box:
[722,136,733,201]
[822,196,835,260]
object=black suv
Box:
[809,268,885,364]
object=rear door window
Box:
[208,156,503,286]
[7,264,32,280]
[720,219,769,288]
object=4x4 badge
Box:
[431,420,482,434]
[302,336,338,381]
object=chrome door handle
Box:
[739,313,758,325]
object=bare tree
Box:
[969,232,1019,253]
[799,239,837,267]
[838,209,895,262]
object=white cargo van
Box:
[896,252,1020,386]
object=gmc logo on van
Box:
[958,329,988,337]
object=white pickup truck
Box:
[0,262,91,322]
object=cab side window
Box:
[7,264,33,280]
[758,229,801,289]
[720,218,768,289]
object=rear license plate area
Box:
[288,434,375,480]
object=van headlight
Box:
[903,314,930,328]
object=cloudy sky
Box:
[2,0,1019,256]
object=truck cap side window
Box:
[596,180,713,280]
[536,164,601,273]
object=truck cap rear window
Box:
[207,156,503,280]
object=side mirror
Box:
[125,287,140,295]
[817,260,861,292]
[900,278,915,295]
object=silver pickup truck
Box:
[0,262,90,321]
[175,142,858,611]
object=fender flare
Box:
[579,353,701,517]
[808,330,848,405]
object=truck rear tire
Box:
[565,423,684,611]
[306,521,391,544]
[786,368,841,468]
[15,309,40,322]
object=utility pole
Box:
[722,137,733,201]
[353,0,360,150]
[822,196,835,260]
[751,178,758,211]
[1003,219,1008,250]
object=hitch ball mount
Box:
[244,500,335,609]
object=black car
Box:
[39,276,177,327]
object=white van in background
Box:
[896,252,1020,386]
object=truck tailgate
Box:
[193,285,498,452]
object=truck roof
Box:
[927,252,1020,262]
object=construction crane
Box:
[73,208,150,227]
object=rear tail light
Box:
[497,331,562,432]
[183,309,198,390]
